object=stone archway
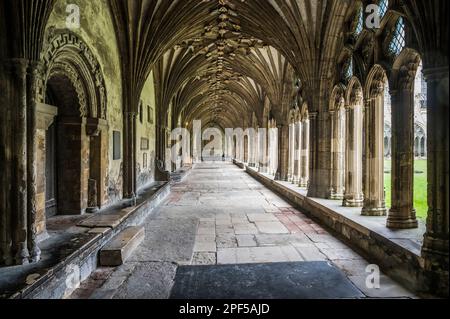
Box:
[329,85,346,200]
[386,49,422,229]
[35,30,109,237]
[343,77,364,207]
[362,65,389,217]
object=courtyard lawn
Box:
[384,160,428,219]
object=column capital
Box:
[309,112,318,120]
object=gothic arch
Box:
[40,29,107,120]
[365,64,389,99]
[330,84,346,111]
[345,76,364,109]
[390,48,422,92]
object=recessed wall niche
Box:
[113,131,121,160]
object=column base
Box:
[29,246,41,263]
[343,197,364,207]
[422,235,449,297]
[387,209,418,229]
[1,249,14,266]
[299,180,308,188]
[86,207,100,214]
[422,235,449,263]
[275,174,288,182]
[329,191,344,200]
[14,246,30,266]
[361,206,387,217]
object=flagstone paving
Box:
[70,162,416,299]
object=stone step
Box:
[100,227,145,267]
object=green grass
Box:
[384,160,428,219]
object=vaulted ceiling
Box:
[1,1,446,130]
[108,0,352,129]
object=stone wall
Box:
[45,0,124,206]
[136,72,157,191]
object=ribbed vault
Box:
[108,0,354,131]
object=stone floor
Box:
[70,162,416,299]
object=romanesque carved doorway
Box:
[45,74,87,215]
[35,31,109,236]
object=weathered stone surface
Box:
[100,227,145,267]
[79,215,123,229]
[254,221,289,234]
[113,262,178,299]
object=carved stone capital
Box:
[36,103,58,130]
[86,118,108,136]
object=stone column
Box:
[293,121,302,184]
[26,62,42,262]
[268,126,276,175]
[288,123,295,181]
[387,84,418,229]
[275,124,289,181]
[1,60,14,265]
[300,119,310,188]
[11,59,31,264]
[35,103,58,240]
[244,134,249,164]
[123,112,137,199]
[421,66,449,290]
[330,107,346,200]
[86,118,109,212]
[308,111,332,198]
[249,129,258,167]
[258,128,268,173]
[362,96,387,216]
[343,104,364,207]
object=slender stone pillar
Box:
[300,119,310,188]
[362,94,387,216]
[387,82,418,229]
[249,128,258,167]
[293,122,301,184]
[268,125,277,175]
[330,106,346,200]
[343,103,364,207]
[1,60,13,265]
[26,61,42,262]
[258,128,268,173]
[288,123,294,181]
[11,59,30,264]
[244,134,249,163]
[275,124,289,181]
[123,111,137,199]
[421,66,449,291]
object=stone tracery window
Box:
[378,0,389,19]
[343,57,353,80]
[354,6,364,37]
[388,17,406,56]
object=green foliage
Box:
[384,160,428,219]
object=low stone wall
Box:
[11,182,171,299]
[243,165,430,296]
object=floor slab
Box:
[70,162,417,299]
[170,262,365,299]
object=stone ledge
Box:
[236,162,430,296]
[3,182,171,299]
[170,165,193,184]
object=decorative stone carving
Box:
[40,30,107,120]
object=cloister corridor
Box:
[69,162,414,299]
